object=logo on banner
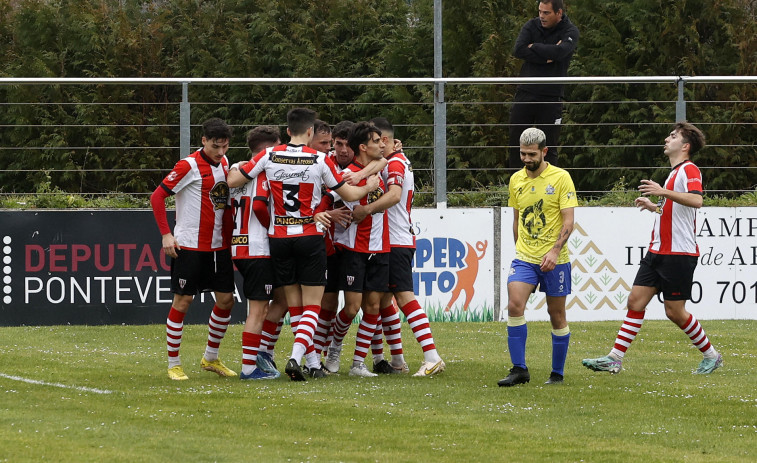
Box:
[413,238,488,312]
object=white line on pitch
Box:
[0,373,115,395]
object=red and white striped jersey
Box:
[322,150,347,256]
[240,144,344,238]
[382,151,416,248]
[160,149,230,251]
[334,161,389,253]
[648,160,703,256]
[230,164,270,259]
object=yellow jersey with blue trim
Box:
[508,163,577,264]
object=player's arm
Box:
[352,184,401,223]
[342,157,388,186]
[540,207,574,272]
[227,165,249,188]
[228,150,268,188]
[150,185,180,258]
[637,179,703,209]
[333,175,380,202]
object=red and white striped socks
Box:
[682,314,718,358]
[290,305,320,363]
[609,310,718,360]
[241,331,261,375]
[166,307,185,368]
[260,318,281,356]
[400,300,441,363]
[314,309,337,355]
[379,305,405,366]
[353,312,379,365]
[329,309,355,348]
[609,309,645,359]
[204,305,231,362]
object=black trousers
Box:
[508,91,563,168]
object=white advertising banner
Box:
[412,208,495,321]
[500,207,757,321]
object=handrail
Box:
[0,76,755,85]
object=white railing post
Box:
[676,77,687,122]
[433,0,447,208]
[180,82,191,159]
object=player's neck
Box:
[668,152,689,168]
[355,152,371,167]
[288,135,310,146]
[526,162,549,179]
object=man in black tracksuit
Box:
[508,0,579,168]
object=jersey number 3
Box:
[282,184,301,212]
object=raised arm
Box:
[638,179,703,209]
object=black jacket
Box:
[512,14,579,98]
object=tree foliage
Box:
[0,0,754,199]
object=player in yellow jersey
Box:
[498,127,577,387]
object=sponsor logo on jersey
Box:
[545,184,555,195]
[209,181,230,210]
[274,215,315,226]
[167,171,178,182]
[271,168,311,182]
[367,187,384,204]
[231,235,248,245]
[270,153,316,165]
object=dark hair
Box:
[287,107,317,136]
[202,118,232,141]
[246,126,280,153]
[348,121,382,155]
[541,0,563,13]
[369,117,393,135]
[332,120,354,140]
[673,122,706,155]
[313,119,331,136]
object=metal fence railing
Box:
[1,76,755,206]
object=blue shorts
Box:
[507,259,572,297]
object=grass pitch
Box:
[1,320,754,462]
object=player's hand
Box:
[314,211,331,232]
[365,174,380,191]
[329,206,352,227]
[634,196,657,212]
[352,205,370,224]
[393,139,403,152]
[162,233,180,259]
[342,169,360,186]
[638,179,665,197]
[540,249,559,272]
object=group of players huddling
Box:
[151,109,444,381]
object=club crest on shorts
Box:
[179,278,186,289]
[346,275,355,286]
[265,284,272,295]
